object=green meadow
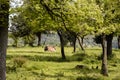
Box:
[6,47,120,80]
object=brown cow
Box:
[44,45,56,52]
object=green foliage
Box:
[95,0,120,35]
[10,0,120,39]
[10,14,31,37]
[23,34,36,47]
[0,0,9,27]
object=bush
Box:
[12,57,27,67]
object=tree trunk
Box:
[0,1,9,79]
[81,37,84,46]
[101,34,108,76]
[36,32,41,46]
[106,33,113,57]
[118,36,120,49]
[73,36,77,53]
[0,27,8,80]
[57,30,66,59]
[77,37,84,51]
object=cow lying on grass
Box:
[44,45,56,52]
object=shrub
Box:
[12,57,27,67]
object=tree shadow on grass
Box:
[7,53,100,62]
[8,51,44,54]
[6,54,69,62]
[23,55,67,62]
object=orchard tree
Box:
[10,0,42,46]
[0,0,9,80]
[9,0,36,47]
[95,0,120,76]
[19,0,56,46]
[96,0,120,57]
[23,0,67,58]
[10,14,32,46]
[62,0,103,52]
[39,0,69,59]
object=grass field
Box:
[6,47,120,80]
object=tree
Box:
[61,0,102,52]
[106,33,113,57]
[10,0,45,47]
[95,0,120,76]
[101,34,108,76]
[35,32,42,46]
[9,32,19,47]
[57,29,66,59]
[39,0,69,59]
[0,0,9,79]
[10,14,34,46]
